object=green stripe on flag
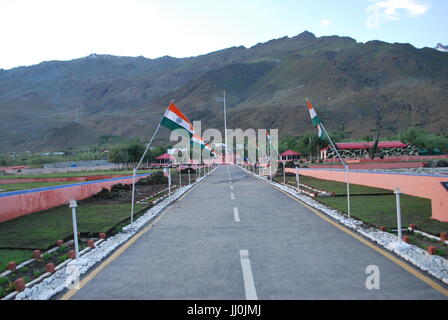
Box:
[317,124,326,139]
[312,116,321,127]
[161,117,192,136]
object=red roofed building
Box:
[154,153,174,164]
[280,150,301,161]
[320,141,418,160]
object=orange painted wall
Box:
[0,174,150,223]
[285,168,448,222]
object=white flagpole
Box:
[168,167,171,196]
[319,124,351,218]
[223,90,228,163]
[130,99,173,228]
[266,132,279,181]
[179,164,182,187]
[130,121,161,228]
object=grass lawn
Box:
[0,203,148,250]
[0,249,33,270]
[275,174,448,235]
[0,169,156,180]
[0,169,159,192]
[320,195,448,234]
[278,175,392,195]
[0,181,76,193]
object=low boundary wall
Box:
[308,162,426,170]
[0,173,151,223]
[285,168,448,222]
[0,175,128,185]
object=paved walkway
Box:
[69,165,447,299]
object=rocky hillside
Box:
[0,31,447,152]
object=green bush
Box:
[58,254,69,263]
[92,188,119,200]
[0,277,8,286]
[137,171,167,185]
[111,183,131,192]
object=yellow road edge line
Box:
[245,168,448,297]
[60,173,210,300]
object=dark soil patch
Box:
[405,231,448,257]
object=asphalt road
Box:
[69,165,447,300]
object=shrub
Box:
[33,270,43,277]
[42,252,55,260]
[137,171,167,185]
[0,277,8,286]
[92,188,118,200]
[111,183,131,192]
[57,254,69,264]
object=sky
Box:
[0,0,446,70]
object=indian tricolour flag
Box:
[306,98,326,139]
[161,102,194,136]
[191,134,205,149]
[204,143,214,156]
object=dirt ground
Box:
[79,172,195,205]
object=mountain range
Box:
[0,31,447,152]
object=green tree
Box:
[297,133,327,160]
[108,147,129,164]
[398,127,448,153]
[279,136,300,153]
[126,141,146,163]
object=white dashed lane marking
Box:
[239,250,258,300]
[233,207,240,222]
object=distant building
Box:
[280,150,301,161]
[154,153,174,164]
[320,141,418,160]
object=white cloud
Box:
[366,0,429,29]
[320,19,332,27]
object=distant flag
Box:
[306,99,326,139]
[161,102,194,136]
[266,130,279,157]
[266,131,272,143]
[191,134,206,149]
[305,98,350,218]
[205,143,214,156]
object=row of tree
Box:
[396,128,448,153]
[278,127,448,158]
[107,140,166,167]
